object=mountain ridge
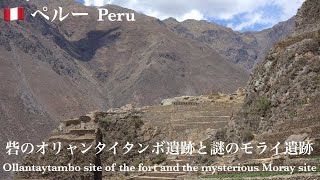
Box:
[0,1,297,179]
[164,16,295,70]
[0,2,248,179]
[221,0,320,145]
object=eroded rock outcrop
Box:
[217,0,320,165]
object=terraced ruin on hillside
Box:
[142,92,244,143]
[49,112,98,143]
[17,91,244,180]
[17,81,320,180]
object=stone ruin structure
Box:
[49,111,99,143]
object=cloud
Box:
[80,0,305,31]
[227,12,276,31]
[180,10,205,21]
[83,0,108,6]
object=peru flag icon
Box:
[4,7,24,22]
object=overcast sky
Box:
[76,0,305,31]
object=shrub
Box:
[242,129,255,143]
[151,155,166,165]
[255,96,271,115]
[203,140,212,155]
[99,116,112,126]
[312,75,320,85]
[288,111,297,118]
[132,159,142,168]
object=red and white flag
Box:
[4,7,24,22]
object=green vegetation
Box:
[297,98,308,106]
[288,110,298,118]
[307,155,320,161]
[197,140,220,165]
[197,156,216,165]
[312,75,320,85]
[202,171,290,179]
[254,96,272,115]
[132,159,142,168]
[202,165,320,179]
[204,140,212,155]
[151,154,166,165]
[98,116,113,126]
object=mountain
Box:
[0,2,109,179]
[32,0,250,106]
[0,0,300,179]
[295,0,320,36]
[0,1,249,178]
[164,17,295,70]
[222,0,320,146]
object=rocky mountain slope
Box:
[32,0,250,106]
[164,17,294,70]
[222,0,320,147]
[0,1,109,179]
[0,0,296,179]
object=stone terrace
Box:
[132,92,245,180]
[142,93,244,142]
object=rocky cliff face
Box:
[164,17,294,70]
[295,0,320,35]
[0,1,249,179]
[223,0,320,144]
[0,0,297,179]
